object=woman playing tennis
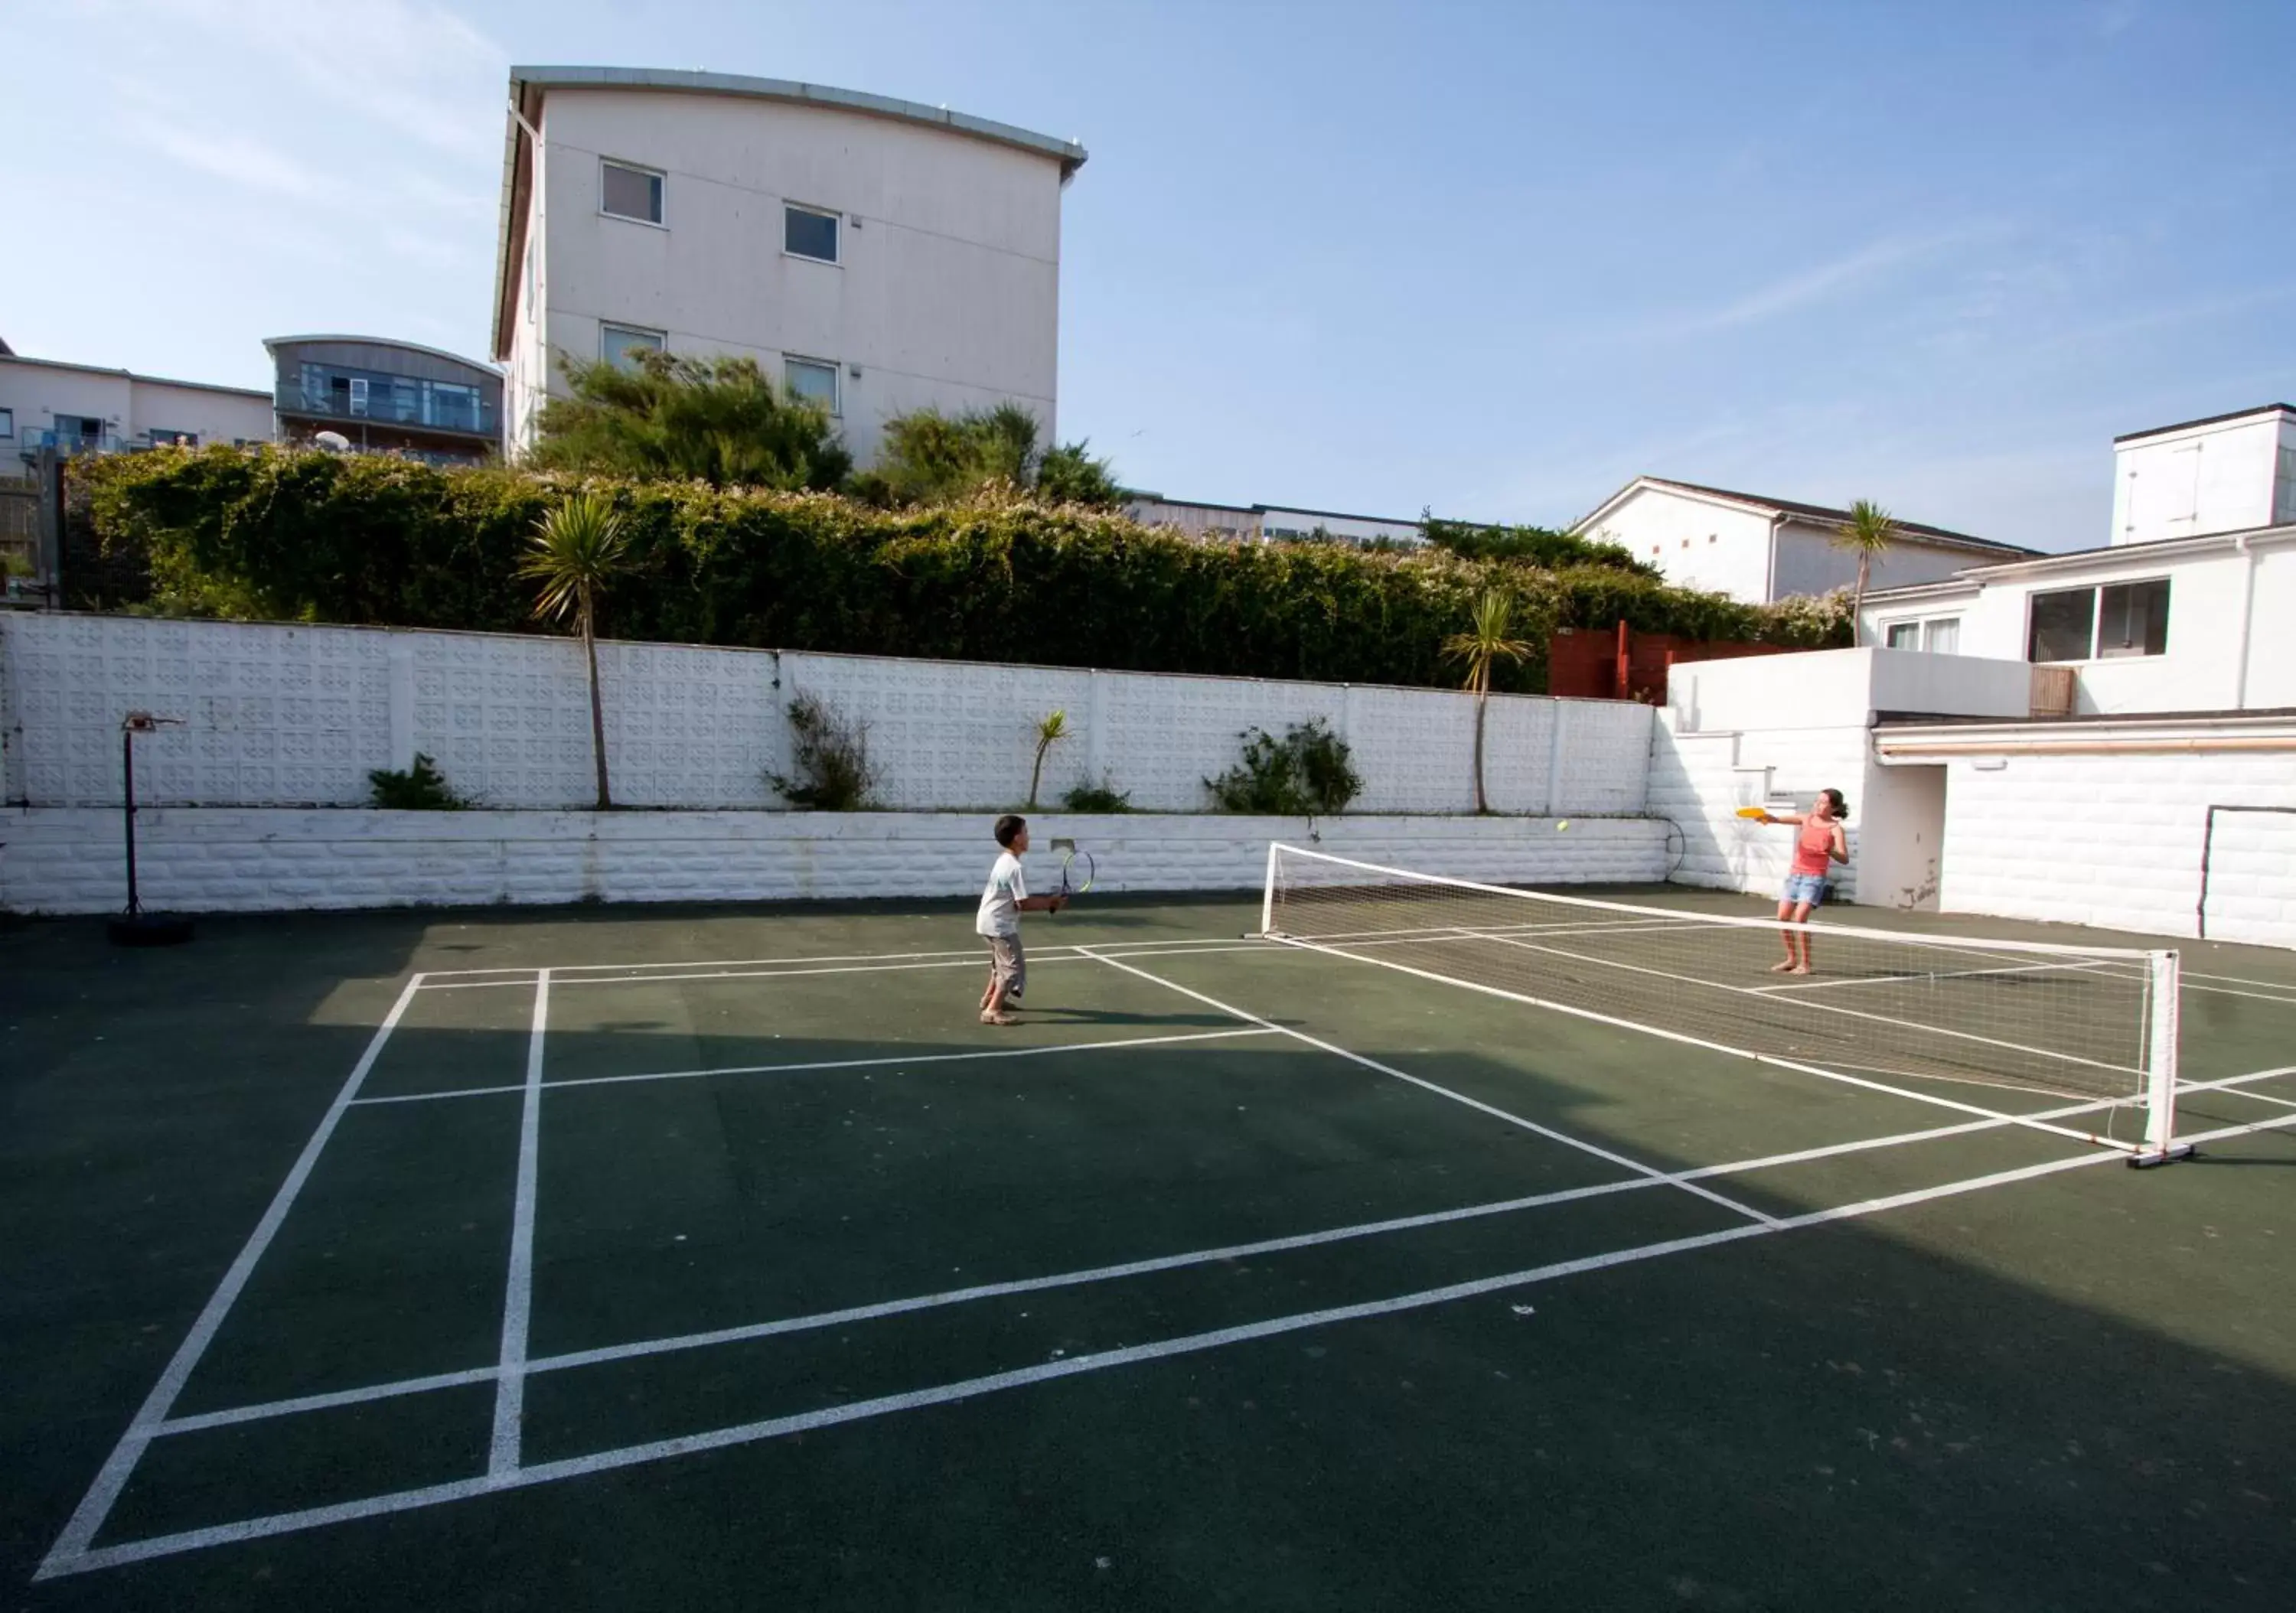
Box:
[1756,788,1848,974]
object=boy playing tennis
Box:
[977,813,1064,1025]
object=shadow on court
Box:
[5,897,2296,1611]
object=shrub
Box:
[767,692,880,810]
[67,449,1851,691]
[1206,719,1362,816]
[368,754,465,810]
[1060,777,1133,813]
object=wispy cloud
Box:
[170,0,506,158]
[1660,230,1973,336]
[128,115,325,198]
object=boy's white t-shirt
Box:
[976,850,1027,937]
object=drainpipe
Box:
[2229,531,2257,709]
[1764,513,1785,604]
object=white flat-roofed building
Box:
[1570,477,2034,604]
[491,67,1087,466]
[1,351,273,477]
[2109,403,2296,547]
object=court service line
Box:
[347,1028,1281,1106]
[422,943,1273,992]
[139,1062,2296,1441]
[1078,947,1780,1226]
[488,969,551,1478]
[34,973,431,1582]
[2181,982,2296,1006]
[417,936,1264,984]
[47,1101,2296,1583]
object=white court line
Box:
[45,1100,2296,1582]
[418,935,1264,984]
[34,973,430,1582]
[1080,947,1780,1226]
[348,1028,1281,1106]
[422,943,1273,992]
[142,1062,2296,1439]
[2183,969,2296,992]
[488,969,551,1478]
[2183,982,2296,1006]
[1745,957,2125,995]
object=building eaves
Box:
[264,334,501,377]
[2112,403,2295,445]
[1636,477,2035,556]
[0,353,270,400]
[1868,520,2296,591]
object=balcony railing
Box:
[11,427,126,459]
[277,377,497,439]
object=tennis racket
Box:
[1059,847,1096,898]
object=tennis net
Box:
[1261,843,2184,1160]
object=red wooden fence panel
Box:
[1546,622,1792,702]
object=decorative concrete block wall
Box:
[1645,716,1870,904]
[1,614,1653,818]
[1937,752,2296,946]
[0,810,1670,917]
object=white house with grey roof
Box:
[491,66,1087,464]
[1570,476,2035,606]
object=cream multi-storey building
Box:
[490,67,1087,465]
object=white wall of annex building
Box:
[521,89,1066,467]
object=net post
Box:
[2133,949,2191,1167]
[1259,842,1281,938]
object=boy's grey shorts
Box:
[984,934,1025,999]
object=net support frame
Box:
[1261,842,2193,1164]
[2135,948,2191,1167]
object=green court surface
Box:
[5,885,2296,1611]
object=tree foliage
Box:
[530,352,852,490]
[70,448,1852,696]
[851,402,1121,509]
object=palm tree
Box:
[1835,500,1896,647]
[1441,589,1535,814]
[520,492,631,810]
[1026,709,1068,809]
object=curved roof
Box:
[263,334,501,377]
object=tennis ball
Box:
[1556,820,1570,831]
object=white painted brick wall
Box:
[0,809,1669,917]
[1939,753,2296,944]
[1646,716,1870,904]
[1,614,1653,818]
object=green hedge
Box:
[70,448,1850,694]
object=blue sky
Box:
[11,1,2294,549]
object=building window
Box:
[0,407,12,439]
[146,429,198,448]
[2276,443,2296,526]
[784,204,839,262]
[2027,580,2168,662]
[602,161,664,225]
[2097,578,2169,658]
[1883,616,1959,653]
[783,357,839,413]
[602,324,667,372]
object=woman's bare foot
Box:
[1770,959,1799,973]
[1789,963,1812,975]
[980,1011,1017,1026]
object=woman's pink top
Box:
[1792,817,1838,876]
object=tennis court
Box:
[7,862,2296,1610]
